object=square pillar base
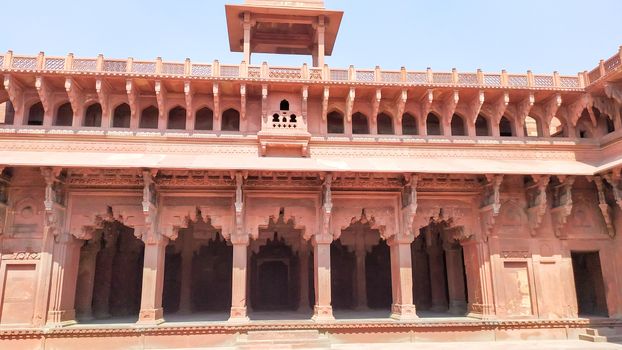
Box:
[136,308,164,326]
[311,305,334,322]
[46,309,77,328]
[228,306,250,323]
[390,303,418,321]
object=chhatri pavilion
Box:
[1,0,622,348]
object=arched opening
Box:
[249,209,309,315]
[426,113,441,135]
[0,101,15,125]
[280,99,290,111]
[450,114,466,136]
[162,210,232,316]
[411,221,467,316]
[524,116,540,137]
[112,103,131,128]
[55,102,73,126]
[84,103,102,127]
[550,117,565,137]
[352,112,369,134]
[402,113,417,135]
[499,116,513,137]
[221,108,240,131]
[27,102,45,126]
[195,107,213,130]
[332,211,391,318]
[377,113,394,135]
[140,106,159,129]
[167,106,186,130]
[327,111,344,134]
[475,115,490,136]
[576,109,593,138]
[74,218,144,322]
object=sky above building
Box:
[3,0,621,75]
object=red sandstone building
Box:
[1,0,622,348]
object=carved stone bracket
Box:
[139,169,168,244]
[126,79,138,119]
[345,87,355,122]
[481,91,509,126]
[603,169,622,210]
[41,167,66,241]
[321,173,333,240]
[301,85,308,120]
[260,84,267,121]
[526,175,550,236]
[213,83,221,122]
[155,81,167,123]
[550,175,574,239]
[401,173,418,239]
[35,76,53,118]
[96,79,111,121]
[65,77,84,124]
[604,82,622,106]
[593,176,616,238]
[240,84,247,120]
[184,81,194,122]
[321,87,329,121]
[419,90,434,123]
[479,174,503,235]
[371,89,381,125]
[3,75,24,118]
[395,90,407,122]
[232,171,247,240]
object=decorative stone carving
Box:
[481,91,509,126]
[395,89,407,122]
[126,79,138,118]
[321,86,329,121]
[345,87,355,122]
[592,176,615,238]
[3,75,24,117]
[603,169,622,210]
[321,173,332,238]
[96,78,111,121]
[184,81,194,122]
[239,83,246,120]
[479,174,503,235]
[2,251,41,260]
[371,89,381,125]
[550,175,574,239]
[41,167,66,241]
[526,175,550,236]
[420,89,434,122]
[35,76,52,117]
[65,77,84,123]
[401,173,418,239]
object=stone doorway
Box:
[162,208,232,316]
[412,221,468,316]
[249,208,310,314]
[75,218,144,322]
[571,251,608,317]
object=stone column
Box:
[444,244,467,315]
[74,236,101,320]
[388,235,417,320]
[178,238,193,314]
[462,239,496,319]
[45,235,82,327]
[297,241,311,312]
[229,234,250,322]
[427,243,449,312]
[312,233,334,321]
[136,234,167,325]
[354,244,368,310]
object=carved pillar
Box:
[32,167,66,327]
[229,234,249,321]
[137,170,168,325]
[388,235,417,320]
[74,230,101,320]
[46,234,83,327]
[462,238,495,319]
[354,244,368,310]
[443,240,467,315]
[298,241,311,312]
[312,233,334,321]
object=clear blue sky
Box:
[3,0,621,75]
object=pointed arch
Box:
[195,107,213,130]
[450,113,466,136]
[549,116,565,137]
[475,114,490,136]
[222,108,240,131]
[499,116,514,137]
[524,115,540,137]
[377,112,394,135]
[55,102,73,126]
[0,101,15,125]
[140,105,159,129]
[352,112,369,134]
[84,103,102,127]
[112,103,131,128]
[426,112,441,135]
[327,110,344,134]
[167,105,186,130]
[401,113,417,135]
[27,101,45,126]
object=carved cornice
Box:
[66,168,143,187]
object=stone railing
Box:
[0,51,584,90]
[584,46,622,85]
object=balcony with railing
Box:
[0,51,586,90]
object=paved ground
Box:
[331,340,622,350]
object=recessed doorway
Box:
[571,251,608,317]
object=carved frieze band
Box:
[2,252,41,260]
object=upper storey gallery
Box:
[0,0,622,149]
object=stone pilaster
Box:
[136,231,167,325]
[229,233,250,322]
[388,235,417,320]
[311,233,334,321]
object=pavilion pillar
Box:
[137,232,167,325]
[312,233,334,321]
[388,235,417,320]
[444,244,467,315]
[243,12,252,65]
[426,239,449,312]
[229,234,250,322]
[178,243,193,314]
[74,237,101,320]
[45,235,82,327]
[298,241,311,312]
[313,16,326,68]
[462,238,496,319]
[354,244,368,310]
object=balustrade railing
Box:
[0,51,587,89]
